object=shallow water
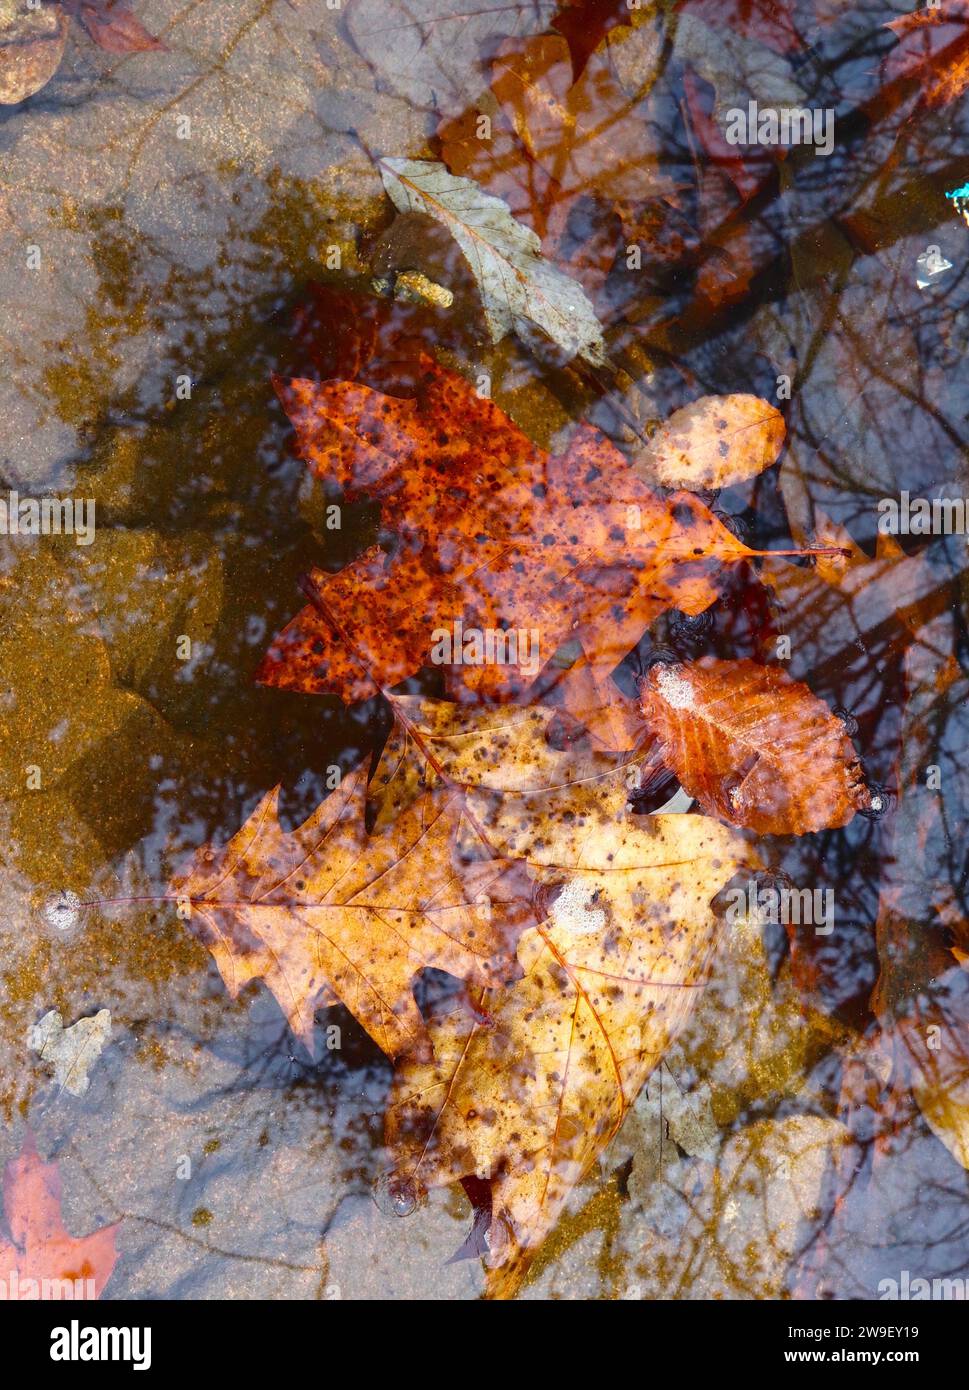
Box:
[0,0,967,1301]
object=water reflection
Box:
[0,0,967,1300]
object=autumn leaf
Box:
[370,694,658,834]
[0,1134,119,1298]
[170,764,537,1059]
[62,1,166,53]
[883,0,969,109]
[384,807,751,1297]
[377,158,607,364]
[638,657,871,834]
[0,1,163,107]
[551,0,632,78]
[257,358,793,706]
[634,392,786,490]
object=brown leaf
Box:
[0,1133,120,1298]
[638,656,870,834]
[64,1,166,54]
[170,764,537,1058]
[551,0,631,79]
[384,809,751,1296]
[256,358,775,705]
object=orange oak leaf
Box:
[385,808,752,1297]
[0,1134,119,1299]
[638,656,871,834]
[170,764,537,1059]
[883,1,969,108]
[257,358,797,705]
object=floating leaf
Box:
[377,158,607,364]
[386,809,751,1297]
[170,765,536,1059]
[635,393,785,490]
[258,359,772,706]
[639,656,870,834]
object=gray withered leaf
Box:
[378,158,607,365]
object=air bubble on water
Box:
[858,784,895,822]
[43,890,82,934]
[372,1169,418,1218]
[669,608,713,642]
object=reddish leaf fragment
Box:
[65,1,166,54]
[0,1134,119,1299]
[639,656,870,834]
[883,1,969,109]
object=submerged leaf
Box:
[883,1,969,109]
[170,765,536,1059]
[639,657,870,834]
[0,1134,119,1298]
[28,1008,111,1097]
[377,158,607,364]
[386,810,751,1297]
[65,1,166,53]
[346,0,559,116]
[0,2,67,105]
